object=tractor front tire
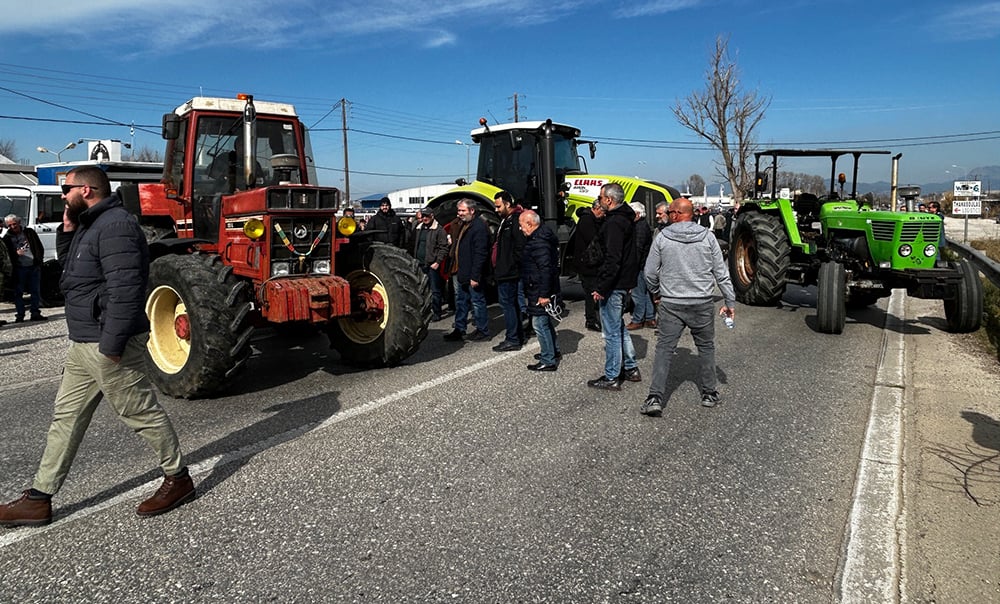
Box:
[816,261,846,334]
[729,212,790,305]
[144,254,254,398]
[944,259,983,333]
[328,243,431,366]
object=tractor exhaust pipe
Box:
[540,119,558,231]
[890,153,902,210]
[242,95,257,189]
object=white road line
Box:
[0,343,538,549]
[836,290,906,603]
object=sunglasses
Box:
[61,183,86,194]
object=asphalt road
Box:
[0,283,891,602]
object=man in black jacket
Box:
[574,200,605,332]
[491,191,525,351]
[443,199,490,342]
[0,166,194,528]
[519,210,560,371]
[587,183,641,391]
[409,206,450,321]
[368,197,404,248]
[3,214,47,322]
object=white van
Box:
[0,185,65,261]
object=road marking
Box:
[836,290,905,603]
[0,343,537,548]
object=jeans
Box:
[497,279,523,344]
[454,281,489,335]
[532,313,559,365]
[34,335,184,495]
[422,265,445,318]
[14,264,42,318]
[648,301,717,399]
[598,290,637,380]
[631,275,655,323]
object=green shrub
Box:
[971,239,1000,363]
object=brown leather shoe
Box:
[625,321,644,331]
[645,320,657,329]
[0,491,52,527]
[136,472,195,517]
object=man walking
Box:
[3,214,47,322]
[409,206,450,321]
[640,197,736,416]
[443,199,490,342]
[0,166,194,527]
[491,191,525,352]
[587,183,641,391]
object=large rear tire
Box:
[816,261,846,334]
[729,212,790,305]
[328,243,431,366]
[944,259,983,333]
[144,254,254,398]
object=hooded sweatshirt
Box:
[644,221,735,307]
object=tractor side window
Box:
[631,186,665,227]
[163,117,188,194]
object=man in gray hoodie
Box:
[640,197,736,416]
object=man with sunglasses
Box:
[0,167,194,528]
[640,197,735,416]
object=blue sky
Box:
[1,0,998,198]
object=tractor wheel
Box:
[328,243,431,366]
[944,259,983,333]
[144,254,254,398]
[816,261,846,334]
[729,212,790,305]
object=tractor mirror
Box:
[162,114,181,140]
[589,141,597,160]
[509,132,522,151]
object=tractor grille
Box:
[271,217,333,274]
[870,221,896,241]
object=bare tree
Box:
[0,138,18,161]
[687,173,706,196]
[132,145,163,162]
[673,35,770,203]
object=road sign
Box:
[952,198,982,216]
[953,180,981,197]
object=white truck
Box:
[0,185,65,305]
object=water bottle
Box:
[723,316,735,329]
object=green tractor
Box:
[426,118,680,270]
[729,149,983,334]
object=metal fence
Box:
[947,239,1000,288]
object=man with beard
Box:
[491,191,525,351]
[574,199,605,332]
[0,166,194,528]
[443,199,490,342]
[368,197,404,248]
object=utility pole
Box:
[512,92,520,123]
[339,98,351,204]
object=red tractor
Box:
[121,94,430,398]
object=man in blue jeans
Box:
[443,199,490,342]
[491,191,525,352]
[3,214,47,322]
[587,183,641,391]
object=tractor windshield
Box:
[477,131,580,204]
[192,116,299,196]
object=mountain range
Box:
[861,165,1000,196]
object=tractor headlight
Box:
[337,216,357,236]
[923,244,936,257]
[243,218,266,240]
[312,259,331,274]
[271,262,290,277]
[898,244,912,257]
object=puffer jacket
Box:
[59,194,150,357]
[521,223,561,316]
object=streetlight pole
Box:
[36,141,77,162]
[455,140,470,182]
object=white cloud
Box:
[935,1,1000,40]
[613,0,705,19]
[0,0,599,56]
